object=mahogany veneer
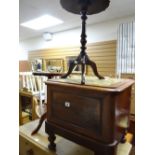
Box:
[45,78,134,155]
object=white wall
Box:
[19,44,28,60]
[20,15,134,53]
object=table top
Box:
[60,0,110,15]
[32,71,64,78]
[45,76,134,92]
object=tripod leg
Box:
[61,60,76,78]
[81,63,85,84]
[86,58,104,79]
[31,112,47,135]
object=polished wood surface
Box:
[60,0,110,15]
[52,91,101,134]
[32,72,63,79]
[45,78,134,155]
[121,73,135,114]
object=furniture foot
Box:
[81,62,85,84]
[86,57,104,79]
[48,132,56,151]
[120,134,126,143]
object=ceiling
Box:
[19,0,135,41]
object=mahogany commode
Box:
[45,78,134,155]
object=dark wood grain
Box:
[51,92,101,134]
[32,72,63,79]
[45,79,134,155]
[60,0,110,15]
[60,0,110,83]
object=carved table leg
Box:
[61,60,76,78]
[48,132,56,151]
[86,57,104,79]
[81,62,85,84]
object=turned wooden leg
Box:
[45,121,57,151]
[81,63,85,84]
[120,134,126,143]
[48,132,56,151]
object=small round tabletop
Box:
[60,0,110,15]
